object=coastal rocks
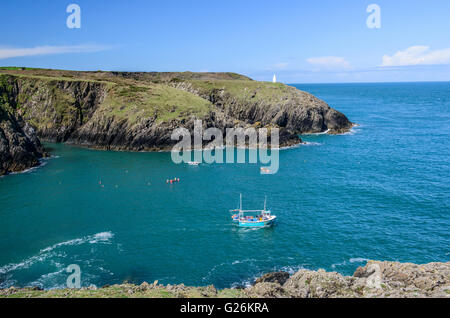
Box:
[353,262,382,289]
[0,287,20,296]
[353,261,450,297]
[246,282,288,298]
[244,261,450,298]
[0,261,449,298]
[115,282,219,298]
[253,272,290,285]
[278,269,355,298]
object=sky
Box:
[0,0,450,83]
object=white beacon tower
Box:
[272,74,277,83]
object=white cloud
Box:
[382,46,450,67]
[306,56,351,71]
[0,44,110,60]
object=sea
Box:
[1,82,449,289]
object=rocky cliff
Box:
[0,261,448,298]
[0,68,353,174]
[0,77,46,176]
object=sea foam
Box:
[0,231,114,275]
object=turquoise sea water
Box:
[1,82,449,289]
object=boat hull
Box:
[237,217,276,228]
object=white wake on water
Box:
[302,141,323,146]
[303,129,330,136]
[331,257,370,269]
[0,231,114,276]
[7,155,60,176]
[349,257,370,263]
[335,124,362,136]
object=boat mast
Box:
[264,196,267,212]
[239,194,243,219]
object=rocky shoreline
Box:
[0,69,353,176]
[1,261,448,298]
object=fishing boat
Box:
[187,161,201,166]
[230,194,276,228]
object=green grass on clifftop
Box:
[0,285,244,298]
[102,83,213,124]
[188,79,293,104]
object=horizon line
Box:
[1,66,450,85]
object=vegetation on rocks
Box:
[1,261,448,298]
[104,83,213,124]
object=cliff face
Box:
[0,69,353,172]
[171,80,352,134]
[0,261,448,298]
[0,78,46,176]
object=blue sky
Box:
[1,0,449,83]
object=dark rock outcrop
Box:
[253,272,290,285]
[0,113,46,176]
[0,79,46,176]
